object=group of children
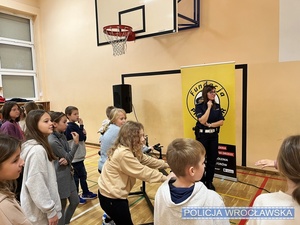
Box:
[0,102,300,225]
[97,122,300,225]
[96,105,226,225]
[95,106,300,225]
[0,102,96,225]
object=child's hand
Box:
[48,214,58,225]
[59,157,68,166]
[78,118,83,125]
[71,132,79,144]
[255,159,275,168]
[83,128,87,135]
[167,172,176,180]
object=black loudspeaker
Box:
[112,84,132,113]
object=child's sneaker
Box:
[102,213,115,225]
[79,196,86,204]
[81,191,97,199]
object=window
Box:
[0,12,37,99]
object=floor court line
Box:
[216,171,274,202]
[237,171,284,181]
[129,195,146,207]
[219,192,250,202]
[85,179,98,185]
[70,203,99,222]
[248,177,269,207]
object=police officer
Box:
[195,84,224,191]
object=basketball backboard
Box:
[95,0,178,46]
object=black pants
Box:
[72,161,89,194]
[197,132,219,183]
[98,191,133,225]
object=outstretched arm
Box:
[255,159,277,169]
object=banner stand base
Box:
[215,174,238,182]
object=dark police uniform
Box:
[195,102,224,185]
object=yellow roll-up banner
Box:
[181,62,237,181]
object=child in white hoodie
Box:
[21,110,61,225]
[154,138,229,225]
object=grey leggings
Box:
[58,190,79,225]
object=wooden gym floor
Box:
[70,144,286,225]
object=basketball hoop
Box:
[103,25,135,56]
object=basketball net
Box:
[103,25,134,56]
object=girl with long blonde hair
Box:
[98,121,170,225]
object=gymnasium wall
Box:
[1,0,300,170]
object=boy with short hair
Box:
[98,106,115,135]
[65,106,97,204]
[154,138,229,225]
[97,106,115,156]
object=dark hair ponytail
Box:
[277,135,300,205]
[292,185,300,205]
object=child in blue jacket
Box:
[65,106,97,204]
